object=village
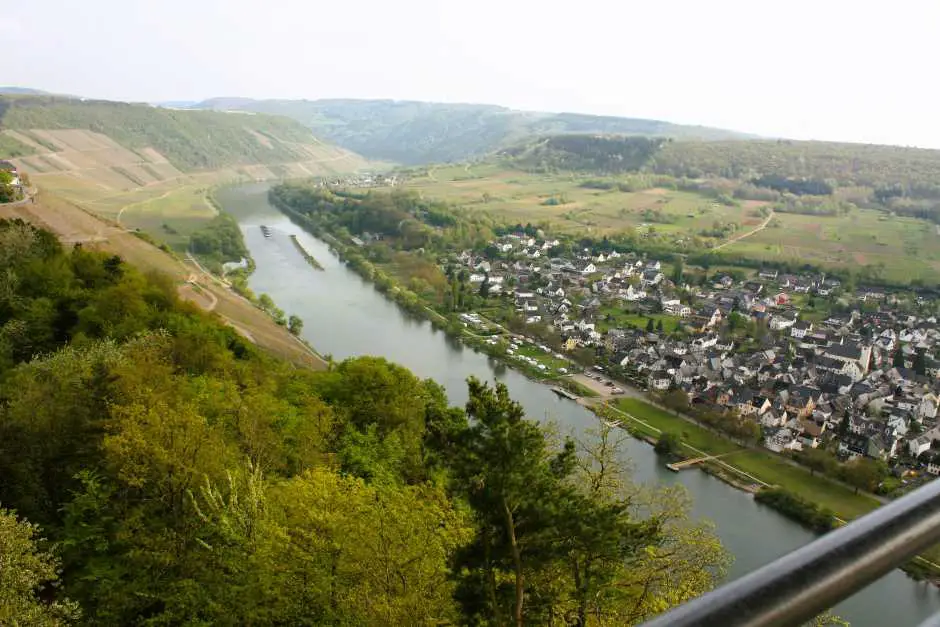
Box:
[449,229,940,483]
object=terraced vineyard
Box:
[0,96,369,244]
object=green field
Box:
[402,162,940,284]
[612,398,880,520]
[727,209,940,283]
[407,164,759,237]
[597,307,681,334]
[115,186,219,251]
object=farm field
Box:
[9,127,368,245]
[726,209,940,283]
[405,164,759,237]
[403,163,940,284]
[114,185,220,251]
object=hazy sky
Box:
[3,0,938,147]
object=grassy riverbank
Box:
[609,397,940,579]
[611,398,880,519]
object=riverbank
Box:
[264,183,940,584]
[269,197,584,384]
[593,396,940,582]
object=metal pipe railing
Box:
[640,478,940,627]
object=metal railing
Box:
[640,478,940,627]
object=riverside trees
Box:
[0,219,730,624]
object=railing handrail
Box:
[640,478,940,627]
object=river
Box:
[218,182,940,626]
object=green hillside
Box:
[502,135,668,174]
[0,95,356,171]
[195,98,748,165]
[651,139,940,188]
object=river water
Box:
[218,183,940,626]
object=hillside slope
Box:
[0,95,368,173]
[194,98,749,165]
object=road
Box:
[713,209,775,251]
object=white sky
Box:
[3,0,938,147]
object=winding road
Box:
[713,209,774,251]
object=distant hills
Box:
[190,98,751,165]
[0,95,367,173]
[0,87,54,96]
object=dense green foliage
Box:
[189,212,249,272]
[755,487,836,532]
[0,169,20,202]
[0,507,79,625]
[503,135,666,174]
[0,219,729,625]
[195,98,745,164]
[0,96,335,170]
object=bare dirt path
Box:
[713,209,775,251]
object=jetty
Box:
[667,452,736,472]
[550,386,579,401]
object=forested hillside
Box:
[503,135,667,174]
[0,95,359,171]
[194,98,747,164]
[0,218,727,625]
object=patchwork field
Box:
[726,210,940,283]
[403,163,940,284]
[406,164,757,237]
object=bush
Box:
[654,432,682,456]
[754,487,835,532]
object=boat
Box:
[260,225,272,238]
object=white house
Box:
[791,321,813,339]
[909,436,932,458]
[580,263,597,275]
[622,285,646,301]
[641,269,664,287]
[770,315,797,331]
[649,371,671,391]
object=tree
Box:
[0,508,78,625]
[479,274,491,298]
[451,378,576,626]
[273,467,473,625]
[646,318,655,333]
[655,432,682,456]
[800,447,837,477]
[837,413,851,437]
[893,345,905,369]
[671,257,684,285]
[914,349,927,376]
[656,319,664,333]
[570,425,729,624]
[841,457,887,495]
[287,314,303,336]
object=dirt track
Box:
[1,192,326,370]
